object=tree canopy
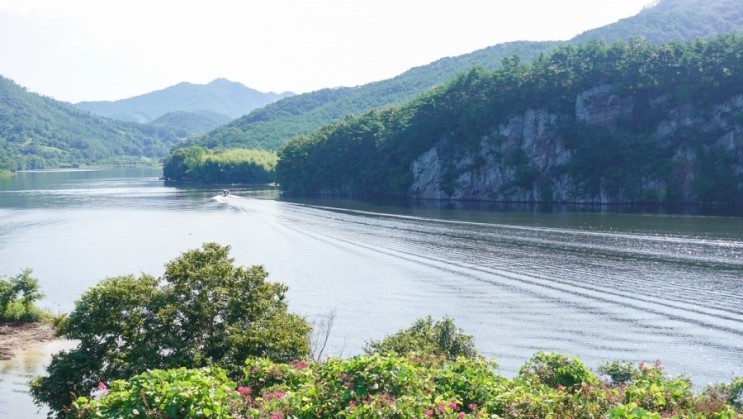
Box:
[364,316,480,360]
[31,243,310,415]
[162,146,277,183]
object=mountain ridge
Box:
[0,75,178,171]
[186,0,743,152]
[75,78,293,124]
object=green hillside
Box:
[573,0,743,44]
[150,110,233,137]
[187,0,743,152]
[184,42,560,151]
[0,75,179,171]
[75,78,292,123]
[277,35,743,204]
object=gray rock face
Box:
[408,86,743,203]
[575,84,634,127]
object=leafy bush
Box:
[237,354,503,418]
[364,315,479,360]
[518,352,596,390]
[727,377,743,411]
[68,367,240,418]
[0,269,46,322]
[31,243,310,415]
[622,360,693,414]
[598,360,636,385]
[68,354,743,418]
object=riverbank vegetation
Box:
[0,269,58,361]
[162,146,277,183]
[29,243,743,417]
[67,354,743,418]
[0,269,48,323]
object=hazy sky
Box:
[0,0,652,103]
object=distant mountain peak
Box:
[74,79,294,123]
[208,77,237,85]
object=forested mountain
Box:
[0,75,179,171]
[187,0,743,152]
[573,0,743,44]
[150,110,233,137]
[75,78,292,124]
[182,42,561,151]
[277,35,743,204]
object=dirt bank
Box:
[0,322,56,360]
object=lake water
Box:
[1,167,742,416]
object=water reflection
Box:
[0,340,77,418]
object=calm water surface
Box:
[0,168,742,416]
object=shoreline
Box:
[0,322,57,361]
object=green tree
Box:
[518,352,597,390]
[31,243,310,416]
[161,146,205,181]
[162,146,276,183]
[364,315,479,360]
[0,269,44,321]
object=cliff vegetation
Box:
[277,35,743,204]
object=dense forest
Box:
[184,0,743,153]
[0,76,179,171]
[162,146,277,184]
[276,35,743,204]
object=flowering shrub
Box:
[518,351,597,390]
[364,316,479,360]
[68,367,241,418]
[621,360,693,414]
[68,355,742,418]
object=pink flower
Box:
[270,413,283,419]
[290,360,308,370]
[449,401,459,411]
[424,409,434,417]
[237,386,251,396]
[97,381,107,391]
[263,390,286,401]
[458,413,466,419]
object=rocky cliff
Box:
[409,85,743,204]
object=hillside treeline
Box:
[0,76,178,171]
[162,146,277,184]
[276,35,743,203]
